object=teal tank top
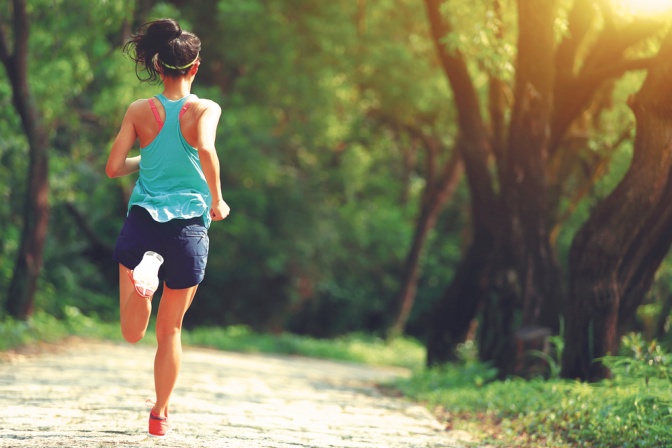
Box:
[128,94,212,228]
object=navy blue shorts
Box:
[113,206,209,289]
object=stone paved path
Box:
[0,340,475,447]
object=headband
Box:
[159,52,200,70]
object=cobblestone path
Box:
[0,341,474,447]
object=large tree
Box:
[563,29,672,381]
[423,0,663,378]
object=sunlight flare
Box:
[612,0,672,16]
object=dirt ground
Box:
[0,340,480,447]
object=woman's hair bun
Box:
[145,19,182,45]
[123,18,201,84]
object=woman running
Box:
[105,18,230,437]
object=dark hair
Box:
[123,18,201,84]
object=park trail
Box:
[0,339,485,448]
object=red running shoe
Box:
[148,410,170,437]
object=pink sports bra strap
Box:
[148,97,164,131]
[179,100,192,120]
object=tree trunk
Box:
[500,0,559,330]
[562,31,672,381]
[0,0,50,319]
[388,153,462,339]
[471,0,562,376]
[423,0,498,365]
[477,263,518,374]
[426,223,494,365]
[617,171,672,327]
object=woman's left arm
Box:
[196,100,230,221]
[106,104,141,178]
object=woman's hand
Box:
[210,199,230,221]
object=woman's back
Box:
[128,94,214,226]
[129,96,211,149]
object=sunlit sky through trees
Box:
[612,0,672,16]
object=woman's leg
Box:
[118,264,152,343]
[151,283,198,418]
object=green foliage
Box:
[440,0,516,80]
[601,333,672,387]
[396,333,672,446]
[528,318,566,379]
[0,60,28,300]
[396,364,672,447]
[167,0,460,335]
[0,0,461,336]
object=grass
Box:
[3,308,672,446]
[0,307,122,351]
[0,308,424,369]
[393,344,672,447]
[182,325,424,369]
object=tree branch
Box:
[487,0,507,161]
[423,0,496,220]
[12,0,27,89]
[581,18,663,78]
[583,56,656,83]
[423,0,485,138]
[397,123,439,184]
[0,23,10,66]
[596,0,616,31]
[555,0,597,82]
[550,126,633,245]
[64,203,114,254]
[550,11,662,155]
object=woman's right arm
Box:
[106,104,141,178]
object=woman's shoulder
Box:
[126,98,153,114]
[189,97,221,116]
[129,97,155,106]
[190,97,220,109]
[119,99,153,124]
